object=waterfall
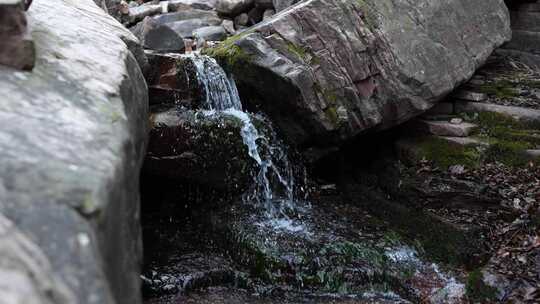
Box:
[185,53,302,229]
[188,54,242,111]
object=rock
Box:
[262,8,274,20]
[449,118,463,125]
[0,0,148,303]
[411,119,477,137]
[144,52,203,106]
[425,102,455,116]
[440,136,489,147]
[272,0,299,11]
[500,0,540,68]
[254,0,272,9]
[234,12,249,27]
[0,0,35,71]
[0,215,75,304]
[168,0,218,11]
[166,19,218,38]
[504,30,540,55]
[216,0,253,16]
[151,9,221,25]
[207,0,511,150]
[247,6,264,24]
[144,108,258,193]
[131,17,185,51]
[125,3,163,25]
[525,149,540,160]
[94,0,122,18]
[454,101,540,123]
[452,90,488,102]
[193,25,227,41]
[221,19,235,34]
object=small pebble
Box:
[450,118,463,124]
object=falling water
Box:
[185,53,302,228]
[187,54,242,111]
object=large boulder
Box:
[0,215,75,304]
[0,0,35,70]
[130,10,222,51]
[0,0,148,304]
[207,0,511,151]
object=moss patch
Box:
[466,270,498,302]
[471,112,540,166]
[404,136,482,169]
[203,32,253,67]
[479,80,520,99]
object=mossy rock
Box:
[466,269,498,302]
[396,136,482,169]
[144,108,260,193]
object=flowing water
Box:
[142,54,467,304]
[185,53,303,230]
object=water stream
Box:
[186,53,303,230]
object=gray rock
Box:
[168,0,218,11]
[452,90,488,102]
[262,8,274,20]
[412,119,478,137]
[221,19,235,34]
[0,1,148,304]
[151,9,221,25]
[0,0,35,70]
[193,25,227,41]
[0,215,75,304]
[216,0,253,16]
[131,17,185,51]
[247,6,264,24]
[455,101,540,122]
[94,0,122,18]
[425,102,455,116]
[208,0,511,149]
[272,0,299,12]
[504,30,540,55]
[510,9,540,32]
[254,0,273,9]
[125,3,163,25]
[166,18,218,37]
[234,12,249,27]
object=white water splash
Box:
[186,53,242,111]
[191,54,302,227]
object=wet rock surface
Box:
[141,176,470,304]
[144,107,257,192]
[0,0,148,303]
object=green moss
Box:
[484,142,531,167]
[466,270,498,302]
[470,112,540,166]
[410,137,481,169]
[324,106,340,126]
[286,42,308,61]
[479,80,519,99]
[203,32,253,67]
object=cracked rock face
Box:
[212,0,511,152]
[0,0,148,303]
